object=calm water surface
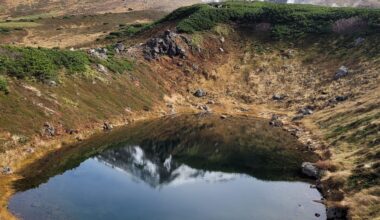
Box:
[9,114,326,220]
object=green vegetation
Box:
[158,2,380,39]
[107,23,152,39]
[0,46,89,80]
[0,75,8,93]
[0,28,10,33]
[97,57,134,74]
[0,46,135,83]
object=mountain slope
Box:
[0,0,200,19]
[0,2,379,219]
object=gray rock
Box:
[88,48,108,60]
[46,80,57,87]
[272,94,285,101]
[43,122,55,136]
[335,95,348,102]
[301,162,320,178]
[97,64,108,74]
[2,166,12,175]
[220,37,225,43]
[299,107,314,115]
[207,100,215,105]
[115,42,125,53]
[103,122,113,131]
[198,105,211,112]
[334,66,349,80]
[194,89,207,98]
[269,114,283,127]
[326,207,348,220]
[292,114,304,121]
[354,37,365,46]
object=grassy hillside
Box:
[158,2,380,38]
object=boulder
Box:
[45,80,57,87]
[272,94,285,101]
[103,122,113,131]
[198,105,211,112]
[269,115,283,127]
[334,66,349,80]
[97,64,108,74]
[2,166,12,175]
[354,37,365,46]
[298,107,314,115]
[207,100,215,105]
[326,207,348,220]
[292,114,304,121]
[335,95,348,102]
[115,42,125,53]
[194,89,207,97]
[43,122,55,137]
[301,162,320,178]
[88,48,108,59]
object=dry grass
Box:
[0,22,40,28]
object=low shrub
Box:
[157,2,380,39]
[0,46,89,80]
[0,75,8,93]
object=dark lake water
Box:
[9,114,326,220]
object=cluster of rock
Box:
[88,48,108,60]
[143,30,186,60]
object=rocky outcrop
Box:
[143,30,187,60]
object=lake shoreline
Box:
[1,106,332,220]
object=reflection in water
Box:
[9,114,326,220]
[97,145,240,188]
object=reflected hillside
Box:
[13,114,318,192]
[98,145,241,188]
